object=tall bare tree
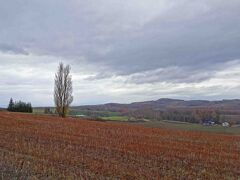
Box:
[54,63,73,117]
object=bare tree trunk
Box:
[54,63,73,118]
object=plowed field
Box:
[0,112,239,179]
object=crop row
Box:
[0,112,239,179]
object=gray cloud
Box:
[0,44,28,55]
[126,66,214,84]
[0,0,240,106]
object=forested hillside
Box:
[72,99,240,124]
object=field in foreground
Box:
[0,112,239,179]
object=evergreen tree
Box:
[27,103,33,113]
[7,98,14,112]
[7,99,33,113]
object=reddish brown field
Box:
[0,112,239,179]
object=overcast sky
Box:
[1,0,240,107]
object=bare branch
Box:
[54,63,73,117]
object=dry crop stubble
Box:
[0,112,239,179]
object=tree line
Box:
[125,108,221,124]
[7,98,33,113]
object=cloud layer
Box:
[0,0,240,106]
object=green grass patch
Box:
[101,116,129,121]
[69,110,120,117]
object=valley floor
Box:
[135,120,240,134]
[0,112,239,179]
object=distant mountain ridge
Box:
[74,98,240,111]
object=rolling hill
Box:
[74,98,240,111]
[71,99,240,124]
